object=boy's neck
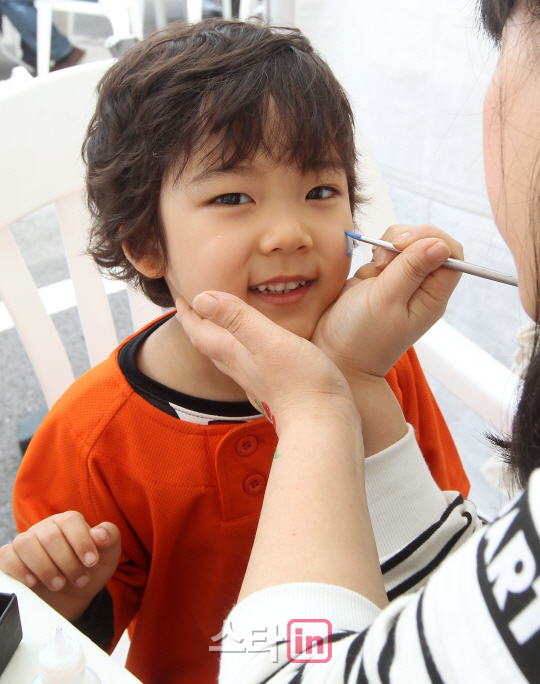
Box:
[135,314,249,403]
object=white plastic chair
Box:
[143,0,236,26]
[238,0,270,20]
[185,0,233,23]
[147,0,167,28]
[0,60,162,409]
[35,0,143,76]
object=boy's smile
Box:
[249,276,311,303]
[157,152,353,340]
[128,150,354,400]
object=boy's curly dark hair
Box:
[83,19,361,307]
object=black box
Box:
[0,592,23,676]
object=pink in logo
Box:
[287,619,332,663]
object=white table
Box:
[0,570,141,683]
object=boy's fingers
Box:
[1,517,122,596]
[53,510,100,567]
[29,522,91,589]
[12,531,68,591]
[89,523,122,568]
[0,544,38,587]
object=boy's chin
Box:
[248,298,321,339]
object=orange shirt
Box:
[14,319,468,684]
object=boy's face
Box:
[157,152,353,339]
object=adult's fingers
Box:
[375,238,452,308]
[176,295,247,374]
[189,292,293,364]
[386,224,464,260]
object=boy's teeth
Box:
[254,280,307,294]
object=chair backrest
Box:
[351,128,520,437]
[185,0,233,22]
[0,61,161,408]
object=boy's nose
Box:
[258,218,314,254]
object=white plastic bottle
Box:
[32,626,101,684]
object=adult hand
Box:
[312,224,463,378]
[176,294,387,608]
[176,291,357,433]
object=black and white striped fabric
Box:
[219,439,540,683]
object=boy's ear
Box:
[122,240,165,279]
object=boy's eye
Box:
[213,193,252,205]
[306,186,337,200]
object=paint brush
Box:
[345,231,518,287]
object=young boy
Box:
[0,20,469,684]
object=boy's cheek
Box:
[335,247,354,281]
[162,274,180,303]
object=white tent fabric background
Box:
[294,0,528,516]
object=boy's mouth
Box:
[249,279,308,295]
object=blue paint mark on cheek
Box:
[345,232,358,257]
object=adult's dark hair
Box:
[480,0,516,41]
[479,0,540,488]
[83,19,360,307]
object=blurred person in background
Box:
[0,0,88,72]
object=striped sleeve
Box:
[218,468,540,682]
[363,426,481,600]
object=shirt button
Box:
[236,435,258,457]
[243,473,266,495]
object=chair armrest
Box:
[415,319,519,434]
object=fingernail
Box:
[202,291,239,302]
[394,232,411,244]
[91,526,107,543]
[427,241,451,262]
[192,292,219,316]
[373,247,386,268]
[51,576,65,591]
[84,551,98,566]
[76,575,89,588]
[25,574,36,587]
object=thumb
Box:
[191,291,287,354]
[89,523,121,569]
[378,238,451,304]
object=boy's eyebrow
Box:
[188,165,254,187]
[187,160,348,187]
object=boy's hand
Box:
[0,512,121,620]
[312,224,463,378]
